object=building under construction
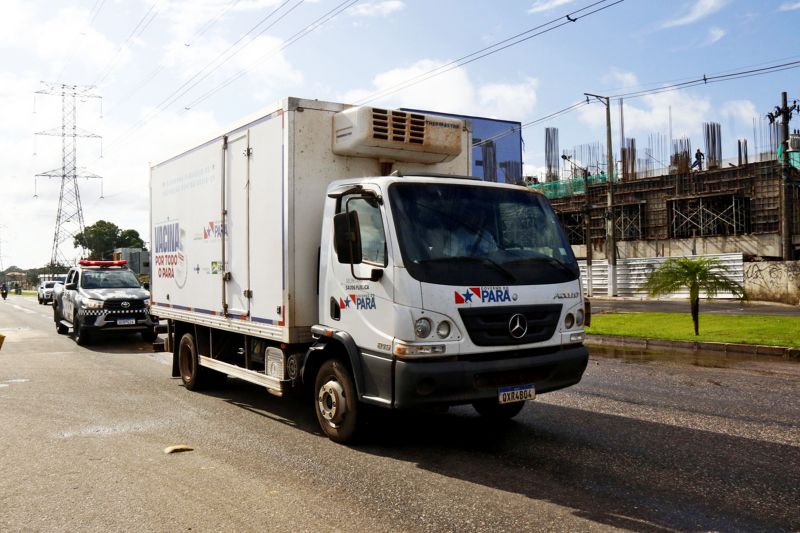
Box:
[534,129,800,263]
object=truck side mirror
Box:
[333,210,363,265]
[143,282,150,290]
[65,282,78,291]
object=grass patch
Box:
[586,312,800,348]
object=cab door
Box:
[323,190,395,351]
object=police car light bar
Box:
[79,260,128,266]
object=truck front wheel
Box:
[314,359,359,443]
[178,333,203,390]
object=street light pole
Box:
[585,92,617,296]
[562,154,592,297]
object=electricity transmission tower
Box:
[35,83,103,266]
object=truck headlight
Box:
[84,299,104,309]
[575,309,585,326]
[564,313,575,329]
[394,342,447,359]
[415,317,432,338]
[436,320,451,339]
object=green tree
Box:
[73,220,145,259]
[643,257,745,336]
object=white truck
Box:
[150,97,589,442]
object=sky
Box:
[1,0,799,269]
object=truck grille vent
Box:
[372,108,426,145]
[458,304,562,347]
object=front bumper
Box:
[78,308,155,332]
[393,344,589,409]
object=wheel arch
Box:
[302,327,365,398]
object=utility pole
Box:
[585,92,617,296]
[768,92,797,261]
[34,82,103,267]
[562,154,592,296]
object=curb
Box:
[586,334,800,359]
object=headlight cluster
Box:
[415,317,452,339]
[564,308,585,329]
[83,298,104,309]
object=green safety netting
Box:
[527,173,609,199]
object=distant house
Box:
[112,248,150,277]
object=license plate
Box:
[498,384,535,404]
[117,318,136,326]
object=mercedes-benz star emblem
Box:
[508,313,528,339]
[121,301,131,308]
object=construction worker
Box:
[691,148,705,171]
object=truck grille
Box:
[104,299,145,310]
[371,108,425,144]
[458,304,562,346]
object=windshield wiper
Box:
[512,256,578,277]
[418,256,516,281]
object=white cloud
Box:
[705,26,725,44]
[778,1,800,10]
[662,0,728,28]
[339,60,538,120]
[349,1,405,17]
[721,99,757,127]
[528,0,574,14]
[578,83,712,141]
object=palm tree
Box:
[642,257,745,336]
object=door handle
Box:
[329,297,340,321]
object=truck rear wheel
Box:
[178,333,204,390]
[472,399,526,420]
[314,359,359,443]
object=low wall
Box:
[744,261,800,305]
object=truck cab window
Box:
[340,195,387,267]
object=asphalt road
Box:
[1,294,798,532]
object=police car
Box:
[52,260,156,345]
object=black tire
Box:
[73,311,91,346]
[314,359,360,443]
[141,329,158,343]
[178,333,204,390]
[472,399,526,420]
[38,297,43,305]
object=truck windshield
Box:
[389,182,579,286]
[81,270,141,289]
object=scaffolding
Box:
[542,159,798,257]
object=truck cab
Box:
[53,260,156,345]
[310,174,588,438]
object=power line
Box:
[106,0,244,115]
[185,0,360,109]
[100,0,356,157]
[475,58,800,150]
[607,60,800,100]
[54,0,109,82]
[356,0,625,106]
[93,0,168,87]
[106,0,301,140]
